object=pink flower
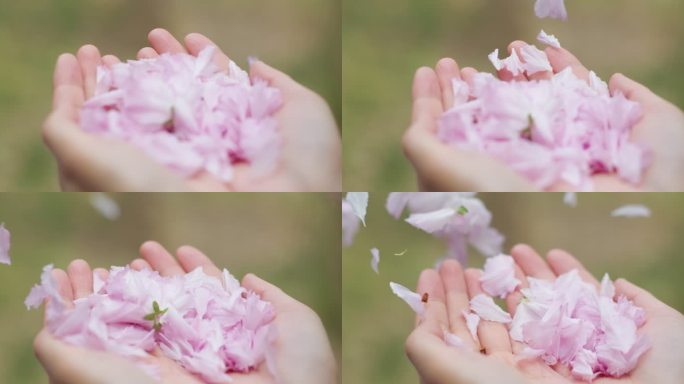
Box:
[0,223,10,265]
[26,265,276,383]
[535,0,568,20]
[81,47,282,182]
[480,254,520,298]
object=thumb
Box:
[614,278,668,313]
[608,73,664,110]
[241,273,304,311]
[249,60,306,97]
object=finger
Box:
[139,241,184,277]
[546,249,599,287]
[435,58,460,109]
[439,260,479,351]
[460,67,478,87]
[464,268,512,354]
[511,244,556,281]
[241,273,303,311]
[76,44,102,99]
[249,60,307,97]
[137,47,159,60]
[545,46,590,82]
[51,268,73,303]
[67,259,94,299]
[93,268,109,283]
[101,55,121,68]
[415,269,446,328]
[175,245,222,278]
[614,278,665,313]
[184,33,230,72]
[130,258,152,271]
[504,263,528,315]
[411,66,443,125]
[148,28,187,54]
[608,73,665,111]
[52,54,85,119]
[496,41,527,82]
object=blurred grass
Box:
[0,192,341,383]
[342,192,684,384]
[342,0,684,191]
[0,0,340,191]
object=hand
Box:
[34,242,337,384]
[43,28,341,192]
[402,42,684,192]
[404,244,684,384]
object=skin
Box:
[403,41,684,192]
[43,28,341,192]
[33,242,337,384]
[405,244,684,384]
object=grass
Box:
[342,0,684,191]
[0,193,341,383]
[342,193,684,384]
[0,0,340,191]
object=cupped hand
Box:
[43,28,341,192]
[404,244,684,384]
[403,42,684,192]
[34,242,337,384]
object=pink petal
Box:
[0,223,11,265]
[462,310,480,342]
[370,248,380,274]
[537,30,561,49]
[611,205,651,218]
[469,294,512,323]
[390,282,425,316]
[345,192,369,226]
[480,254,520,298]
[405,208,456,234]
[534,0,568,20]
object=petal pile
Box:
[26,265,276,383]
[438,41,647,191]
[508,270,649,381]
[80,47,282,182]
[386,193,504,264]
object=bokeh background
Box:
[0,0,340,191]
[343,0,684,191]
[0,193,341,383]
[343,192,684,384]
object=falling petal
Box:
[611,205,651,218]
[89,193,121,220]
[390,282,425,316]
[346,192,369,226]
[370,248,380,274]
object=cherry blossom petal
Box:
[469,294,512,323]
[0,223,10,265]
[479,254,521,298]
[389,282,425,316]
[370,247,380,274]
[611,205,651,218]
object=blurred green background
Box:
[0,0,340,191]
[0,192,341,383]
[343,0,684,191]
[343,192,684,384]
